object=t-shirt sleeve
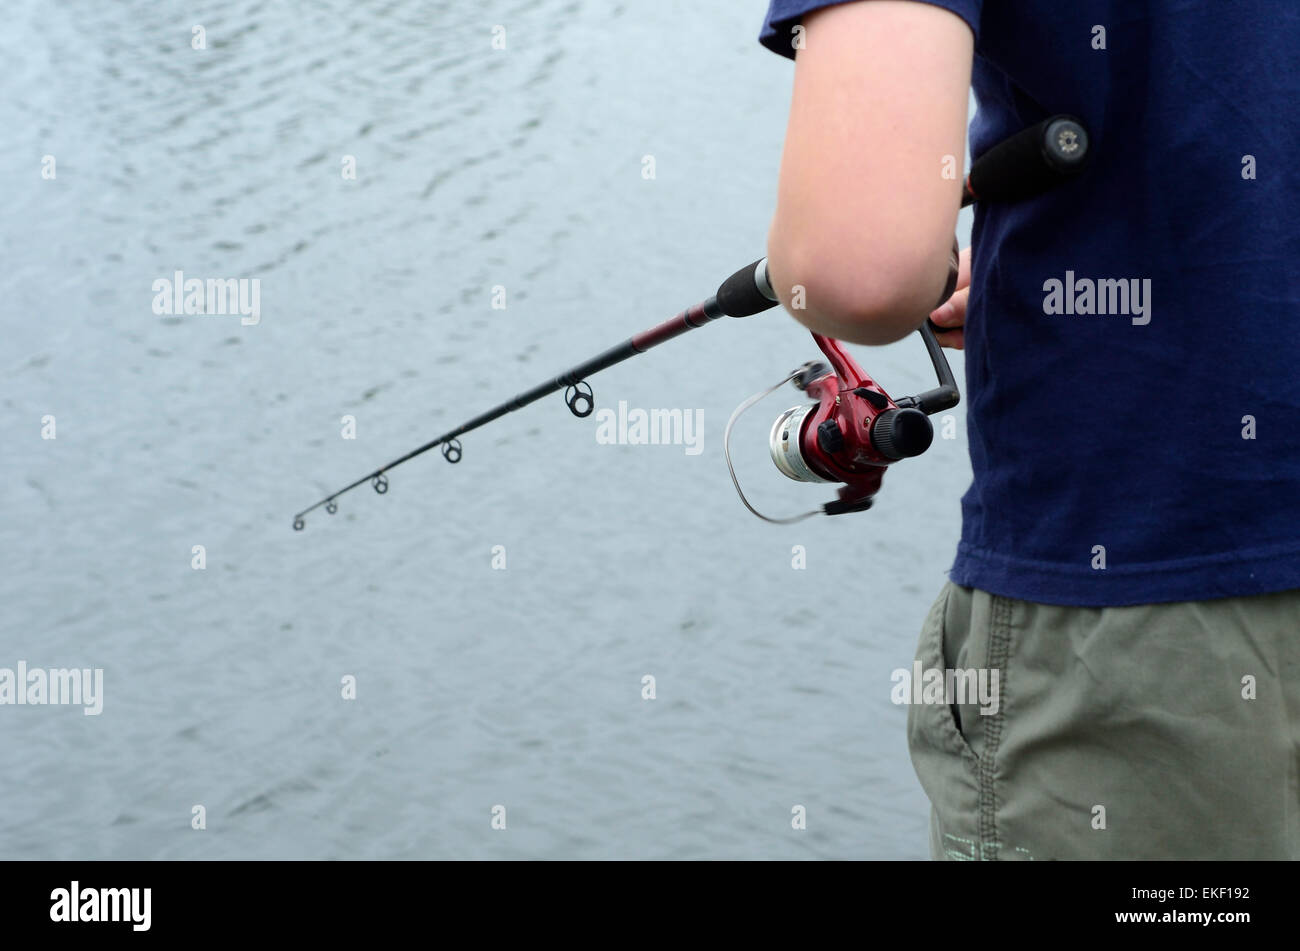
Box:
[759,0,981,59]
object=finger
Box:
[930,285,969,327]
[938,327,964,350]
[932,245,971,315]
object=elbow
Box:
[767,228,954,346]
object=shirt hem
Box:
[949,542,1300,607]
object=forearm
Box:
[765,226,958,344]
[764,0,972,345]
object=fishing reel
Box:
[724,321,959,523]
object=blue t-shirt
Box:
[761,0,1300,606]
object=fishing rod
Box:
[293,115,1088,531]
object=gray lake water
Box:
[1,0,973,859]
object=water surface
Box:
[0,0,973,859]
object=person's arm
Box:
[765,0,973,345]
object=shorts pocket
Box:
[907,582,980,765]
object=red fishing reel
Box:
[725,322,959,523]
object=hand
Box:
[929,245,970,350]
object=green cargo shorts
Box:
[907,581,1300,860]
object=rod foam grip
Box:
[716,259,780,318]
[967,115,1088,204]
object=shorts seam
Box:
[977,594,1014,860]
